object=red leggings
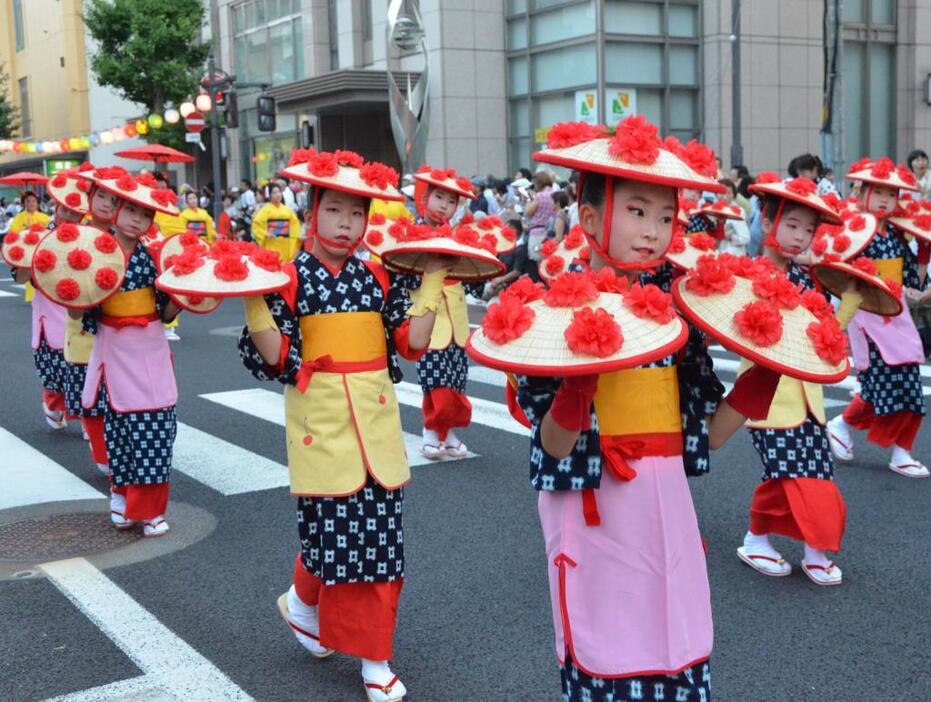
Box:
[292,555,402,660]
[422,387,472,439]
[41,388,66,413]
[843,395,922,450]
[749,477,846,552]
[81,416,108,465]
[110,483,170,520]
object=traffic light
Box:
[301,120,315,148]
[215,90,227,109]
[226,91,239,129]
[257,95,276,132]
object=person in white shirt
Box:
[238,179,257,213]
[716,179,751,256]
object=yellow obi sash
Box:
[740,360,826,429]
[429,281,470,350]
[64,315,94,364]
[101,288,157,317]
[285,311,409,497]
[593,366,681,437]
[872,257,904,285]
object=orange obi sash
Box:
[593,365,682,481]
[872,257,904,285]
[100,288,159,328]
[297,311,388,392]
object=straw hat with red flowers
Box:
[845,156,921,192]
[149,232,222,313]
[156,239,290,298]
[537,225,592,282]
[887,196,931,244]
[810,256,903,317]
[455,214,517,255]
[47,164,95,215]
[80,167,180,216]
[809,209,878,263]
[691,199,745,221]
[2,223,50,268]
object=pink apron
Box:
[31,289,66,351]
[848,295,924,370]
[82,319,177,412]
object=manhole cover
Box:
[0,512,142,561]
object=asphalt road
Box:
[1,276,930,702]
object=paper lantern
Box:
[113,127,126,142]
[195,94,212,112]
[164,108,180,124]
[148,114,164,129]
[59,138,71,151]
[135,119,149,135]
[80,136,91,149]
[124,123,137,138]
[179,101,196,118]
[100,130,114,145]
[90,132,101,146]
[69,137,81,150]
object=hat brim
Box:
[887,216,931,245]
[381,242,505,282]
[155,235,223,313]
[83,175,180,215]
[671,275,849,383]
[845,168,920,192]
[811,212,878,263]
[810,262,903,317]
[747,182,842,224]
[2,231,47,268]
[692,205,745,221]
[156,262,290,299]
[412,173,475,200]
[280,163,404,201]
[466,293,689,377]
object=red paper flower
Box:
[544,271,599,307]
[832,234,851,252]
[565,307,624,357]
[609,114,661,165]
[170,249,206,275]
[544,254,565,276]
[136,173,157,188]
[734,300,783,347]
[686,256,736,296]
[94,234,118,254]
[579,246,591,261]
[676,139,718,178]
[67,248,92,270]
[56,277,81,301]
[359,162,399,190]
[250,248,282,272]
[23,231,41,245]
[806,316,847,365]
[502,226,517,242]
[453,226,480,248]
[541,239,558,257]
[563,226,585,249]
[624,283,676,323]
[589,267,629,293]
[667,233,687,254]
[821,192,841,210]
[115,175,137,191]
[368,212,387,226]
[821,253,842,264]
[848,214,867,232]
[480,233,498,252]
[388,221,407,239]
[151,189,176,208]
[366,230,384,247]
[500,276,545,304]
[7,245,24,261]
[801,288,832,319]
[95,267,118,290]
[288,148,317,166]
[478,215,501,230]
[309,152,340,177]
[56,224,79,242]
[811,235,828,256]
[886,279,903,299]
[913,214,931,232]
[752,273,802,310]
[208,239,243,259]
[64,192,82,208]
[852,257,878,276]
[176,232,198,247]
[94,166,129,180]
[689,233,717,251]
[848,157,871,174]
[755,171,781,185]
[546,121,606,149]
[33,249,57,272]
[870,158,894,179]
[785,177,817,196]
[334,150,364,168]
[214,254,249,281]
[482,296,535,344]
[75,179,91,193]
[4,231,18,244]
[897,165,917,186]
[456,177,473,193]
[51,174,68,188]
[724,255,773,279]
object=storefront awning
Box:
[266,69,421,114]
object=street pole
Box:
[207,53,223,223]
[730,0,743,168]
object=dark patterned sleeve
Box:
[677,325,725,477]
[464,281,486,298]
[237,290,303,385]
[155,289,178,322]
[515,375,602,492]
[384,271,414,334]
[902,234,924,291]
[81,307,99,335]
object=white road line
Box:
[43,675,169,702]
[173,422,289,496]
[468,364,507,387]
[0,289,17,298]
[199,388,477,467]
[40,558,254,702]
[396,381,529,436]
[0,426,102,510]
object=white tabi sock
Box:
[743,531,780,558]
[361,659,393,685]
[422,427,441,446]
[891,444,915,466]
[803,544,832,567]
[286,585,319,634]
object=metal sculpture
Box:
[387,0,429,173]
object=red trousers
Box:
[422,387,472,439]
[843,395,922,450]
[41,388,65,413]
[749,477,846,551]
[110,483,170,520]
[81,416,108,465]
[292,555,402,660]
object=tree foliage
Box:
[84,0,209,147]
[0,62,19,139]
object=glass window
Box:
[508,18,528,51]
[870,0,895,25]
[233,4,245,33]
[18,77,30,137]
[605,42,663,84]
[509,99,529,137]
[530,1,595,45]
[668,44,698,85]
[868,43,895,156]
[843,0,866,23]
[510,138,531,172]
[532,92,575,130]
[508,56,529,95]
[634,88,663,126]
[246,29,269,83]
[531,43,597,92]
[234,35,249,82]
[669,89,697,130]
[668,4,698,38]
[328,0,339,70]
[269,21,296,84]
[843,42,865,159]
[13,0,25,51]
[507,0,528,15]
[533,0,573,9]
[604,0,662,36]
[362,0,373,41]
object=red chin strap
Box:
[88,185,116,229]
[762,199,787,253]
[576,172,674,272]
[306,186,362,257]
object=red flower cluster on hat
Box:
[686,255,736,296]
[115,175,138,192]
[366,230,384,246]
[832,233,851,252]
[169,249,206,276]
[722,254,775,279]
[95,267,119,290]
[368,213,387,226]
[623,283,676,323]
[23,230,41,245]
[546,121,607,149]
[674,139,718,179]
[64,193,82,208]
[214,254,249,281]
[734,300,783,347]
[95,234,118,254]
[308,152,340,177]
[91,166,129,180]
[755,171,781,185]
[33,249,57,272]
[897,165,917,186]
[51,174,68,188]
[75,179,91,193]
[544,271,599,307]
[913,214,931,231]
[785,177,817,196]
[544,255,565,276]
[589,267,629,294]
[6,246,24,261]
[565,307,624,357]
[359,161,399,190]
[56,224,80,242]
[609,115,661,165]
[500,276,545,304]
[250,248,282,272]
[563,226,585,249]
[870,157,895,179]
[848,157,871,173]
[334,150,364,168]
[852,257,879,276]
[67,248,92,271]
[288,148,318,166]
[667,231,687,254]
[151,189,176,208]
[482,295,535,344]
[689,233,717,252]
[801,288,832,319]
[541,239,558,258]
[751,273,801,310]
[4,231,18,244]
[848,214,867,232]
[56,278,81,301]
[806,316,847,365]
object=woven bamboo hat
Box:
[156,239,290,298]
[663,230,719,271]
[537,225,592,282]
[455,214,518,255]
[845,157,921,192]
[279,148,403,201]
[30,223,126,309]
[81,167,180,216]
[412,165,475,200]
[671,255,849,383]
[2,223,50,268]
[467,271,688,376]
[691,200,746,221]
[810,258,903,317]
[150,233,222,313]
[47,167,93,215]
[748,176,842,224]
[887,196,931,244]
[809,210,878,263]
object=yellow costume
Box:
[252,202,301,262]
[370,198,411,222]
[179,207,216,243]
[154,210,187,238]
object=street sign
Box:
[201,68,232,90]
[185,132,202,143]
[185,112,206,133]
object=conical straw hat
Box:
[156,239,290,298]
[455,214,517,254]
[691,200,746,221]
[81,167,180,215]
[810,258,902,317]
[537,225,592,283]
[280,148,403,201]
[150,233,222,313]
[2,223,50,268]
[845,157,921,192]
[809,211,878,263]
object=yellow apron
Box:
[428,281,470,350]
[594,366,681,436]
[873,257,903,285]
[101,288,158,317]
[740,360,826,429]
[285,311,410,496]
[64,315,94,364]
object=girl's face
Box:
[270,186,283,205]
[765,204,818,256]
[113,199,154,239]
[314,189,367,257]
[425,187,459,223]
[861,184,899,216]
[55,203,83,223]
[185,193,198,210]
[719,189,733,204]
[912,157,928,177]
[24,195,38,212]
[90,187,118,222]
[681,188,701,202]
[582,180,676,266]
